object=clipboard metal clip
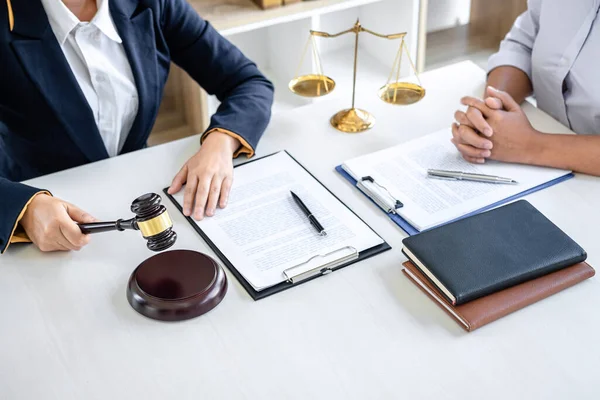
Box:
[283,246,359,284]
[357,176,403,214]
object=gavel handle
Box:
[78,218,137,234]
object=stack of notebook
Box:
[402,200,594,332]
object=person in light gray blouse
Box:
[451,0,600,176]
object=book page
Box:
[343,128,570,231]
[174,152,383,291]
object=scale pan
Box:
[289,75,336,97]
[378,82,425,105]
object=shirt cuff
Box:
[7,0,14,32]
[487,48,533,82]
[201,128,255,158]
[6,191,52,250]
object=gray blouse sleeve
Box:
[487,0,542,81]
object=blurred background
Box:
[425,0,526,71]
[150,0,527,146]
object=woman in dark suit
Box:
[0,0,274,253]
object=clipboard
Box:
[336,164,574,236]
[164,151,391,300]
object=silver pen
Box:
[427,169,518,185]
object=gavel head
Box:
[130,193,177,252]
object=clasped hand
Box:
[21,131,239,252]
[452,86,541,164]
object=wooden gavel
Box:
[78,193,177,252]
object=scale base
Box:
[330,108,375,133]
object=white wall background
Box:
[427,0,472,32]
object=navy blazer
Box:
[0,0,274,253]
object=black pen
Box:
[290,191,327,236]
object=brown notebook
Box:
[403,261,595,332]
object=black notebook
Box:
[402,200,587,305]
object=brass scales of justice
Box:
[289,19,425,133]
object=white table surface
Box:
[2,61,599,400]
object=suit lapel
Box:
[110,1,159,153]
[9,0,109,162]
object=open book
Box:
[340,128,572,232]
[170,151,386,296]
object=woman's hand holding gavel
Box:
[20,194,97,252]
[20,193,176,253]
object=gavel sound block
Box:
[127,250,228,321]
[78,193,177,252]
[77,192,228,321]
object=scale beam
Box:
[310,25,407,40]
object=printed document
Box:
[174,152,383,291]
[342,128,571,231]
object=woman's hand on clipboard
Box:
[167,132,239,220]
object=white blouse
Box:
[40,0,138,157]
